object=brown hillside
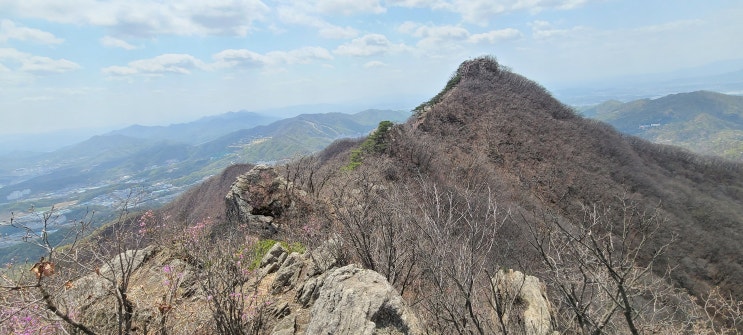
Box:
[161,163,254,224]
[403,57,743,299]
[152,57,743,333]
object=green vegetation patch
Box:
[343,120,394,170]
[247,239,305,270]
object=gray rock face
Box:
[305,264,422,335]
[261,242,289,274]
[225,165,290,234]
[492,269,557,335]
[271,252,304,294]
[256,239,421,335]
[65,246,156,304]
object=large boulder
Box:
[256,239,421,335]
[305,264,422,335]
[225,165,290,234]
[492,269,558,335]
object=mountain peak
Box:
[414,56,576,134]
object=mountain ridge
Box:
[5,56,743,334]
[582,90,743,160]
[154,57,743,333]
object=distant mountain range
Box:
[580,90,743,161]
[107,111,280,145]
[0,108,408,258]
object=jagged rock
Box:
[492,269,558,335]
[296,271,328,308]
[271,253,304,294]
[225,165,290,234]
[271,301,291,319]
[261,243,289,274]
[305,235,344,277]
[271,314,296,335]
[305,264,422,335]
[65,246,156,303]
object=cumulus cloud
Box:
[334,34,405,57]
[468,28,521,43]
[278,47,334,63]
[21,57,80,74]
[0,19,63,44]
[1,0,270,37]
[299,0,386,15]
[100,36,138,50]
[102,54,207,77]
[277,6,358,39]
[102,46,332,78]
[530,20,585,39]
[0,48,80,74]
[386,0,449,9]
[363,60,387,68]
[213,49,266,68]
[389,0,591,25]
[213,47,333,68]
[404,24,521,50]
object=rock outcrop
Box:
[225,165,291,234]
[492,269,558,335]
[305,264,421,335]
[257,239,422,335]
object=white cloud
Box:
[529,20,585,39]
[397,21,420,34]
[0,19,63,44]
[102,54,207,77]
[318,25,359,39]
[386,0,448,9]
[400,23,520,53]
[100,36,138,50]
[214,46,333,69]
[388,0,592,25]
[468,28,522,43]
[363,60,387,68]
[0,48,80,74]
[268,47,334,64]
[1,0,270,37]
[213,49,266,68]
[277,6,358,39]
[21,57,80,74]
[411,24,469,49]
[334,34,405,57]
[304,0,386,15]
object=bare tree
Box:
[327,161,421,295]
[411,180,509,335]
[523,195,682,334]
[0,189,154,335]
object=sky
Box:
[1,0,742,136]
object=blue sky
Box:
[1,0,742,135]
